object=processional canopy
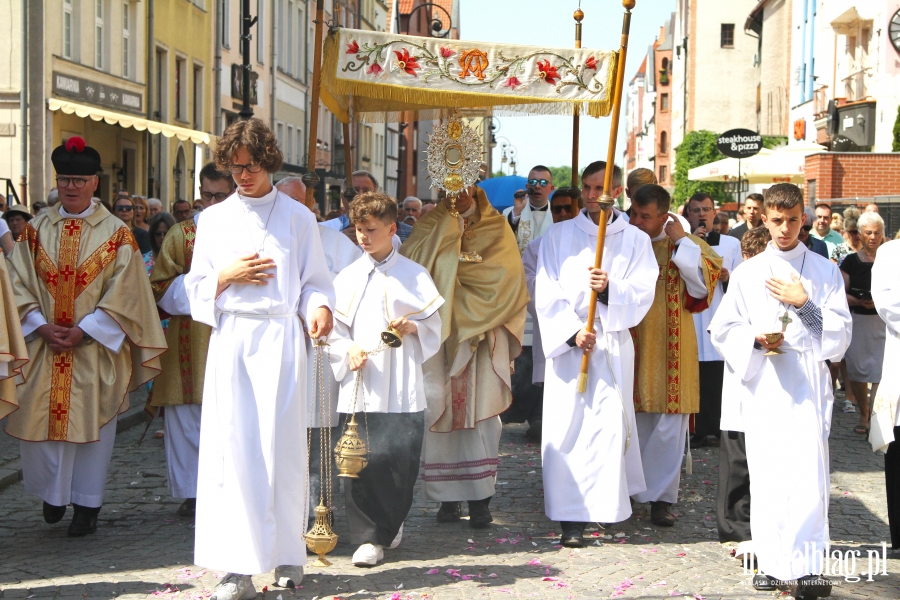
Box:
[321,28,619,123]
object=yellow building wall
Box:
[151,0,214,208]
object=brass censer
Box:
[305,339,338,566]
[334,412,368,478]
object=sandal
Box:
[853,424,869,435]
[842,400,856,413]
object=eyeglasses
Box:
[551,204,574,214]
[201,191,230,202]
[527,179,550,188]
[847,230,860,236]
[228,163,263,175]
[342,187,369,200]
[56,176,94,189]
[114,205,134,212]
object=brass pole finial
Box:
[574,7,584,22]
[623,0,636,9]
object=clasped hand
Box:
[37,324,84,353]
[765,274,808,307]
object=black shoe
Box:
[467,497,493,528]
[43,501,67,524]
[689,434,708,449]
[436,501,461,523]
[560,522,585,548]
[67,504,100,537]
[788,575,832,599]
[752,574,778,591]
[650,501,676,527]
[176,498,196,517]
[524,420,542,443]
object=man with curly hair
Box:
[185,119,335,600]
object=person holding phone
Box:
[841,211,887,436]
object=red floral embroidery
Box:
[440,47,454,58]
[346,40,360,54]
[537,60,560,84]
[585,56,597,70]
[367,63,383,76]
[394,48,421,77]
[504,76,521,88]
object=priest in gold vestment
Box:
[626,184,721,527]
[5,137,166,537]
[0,256,28,421]
[148,163,233,518]
[400,185,528,527]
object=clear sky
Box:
[458,0,676,179]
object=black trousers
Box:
[694,361,724,438]
[501,346,543,425]
[716,430,752,543]
[343,411,425,547]
[886,426,900,549]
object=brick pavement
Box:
[1,395,898,600]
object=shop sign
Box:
[52,71,143,114]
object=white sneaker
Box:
[274,565,304,588]
[389,523,404,549]
[351,543,384,566]
[211,574,256,600]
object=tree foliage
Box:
[547,165,574,187]
[673,130,728,205]
[893,105,900,152]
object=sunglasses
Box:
[114,205,134,212]
[847,230,860,235]
[551,204,574,214]
[801,225,813,231]
[527,179,550,188]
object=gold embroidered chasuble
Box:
[400,188,528,432]
[631,234,722,414]
[148,220,210,407]
[5,206,167,443]
[0,257,28,421]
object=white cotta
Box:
[329,250,443,414]
[710,241,851,582]
[184,187,334,575]
[870,239,900,452]
[307,224,362,428]
[693,234,743,362]
[504,204,551,346]
[536,210,657,523]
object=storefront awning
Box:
[48,98,211,145]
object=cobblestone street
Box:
[1,394,898,600]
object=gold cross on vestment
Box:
[779,310,793,332]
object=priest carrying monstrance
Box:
[6,136,167,537]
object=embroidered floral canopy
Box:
[321,28,619,123]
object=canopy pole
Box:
[578,0,635,394]
[304,0,326,210]
[571,5,584,187]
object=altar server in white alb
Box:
[329,192,443,567]
[710,183,850,597]
[185,119,335,600]
[535,161,658,548]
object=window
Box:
[221,0,230,48]
[660,93,669,112]
[276,122,284,152]
[296,129,303,165]
[660,131,668,155]
[276,0,285,70]
[63,0,74,59]
[122,3,130,78]
[95,0,105,69]
[193,65,203,130]
[155,49,167,119]
[296,3,305,79]
[286,0,294,74]
[659,165,667,184]
[287,126,294,163]
[175,58,187,121]
[721,24,735,48]
[257,0,265,65]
